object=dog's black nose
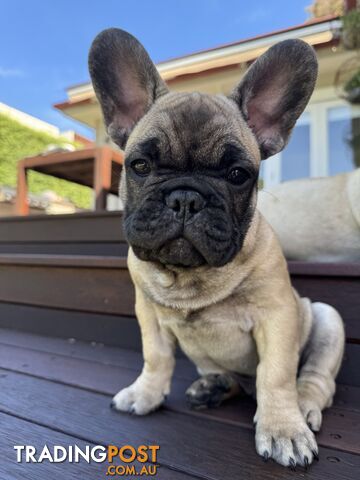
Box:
[166,189,205,218]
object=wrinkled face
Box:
[89,28,318,268]
[122,92,260,267]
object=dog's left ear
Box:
[89,28,168,149]
[229,39,318,159]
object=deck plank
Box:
[0,411,191,480]
[0,327,197,380]
[0,327,358,390]
[0,341,358,456]
[0,368,358,480]
[0,303,142,350]
[0,328,357,408]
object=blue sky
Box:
[0,0,310,138]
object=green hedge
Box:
[0,113,92,209]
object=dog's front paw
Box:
[255,409,318,468]
[110,382,165,415]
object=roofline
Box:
[156,17,340,80]
[54,15,341,112]
[54,97,94,111]
[156,14,340,65]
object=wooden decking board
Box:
[0,302,142,350]
[291,275,360,344]
[338,344,360,387]
[0,347,360,454]
[0,411,193,480]
[0,242,129,256]
[0,263,135,316]
[0,368,358,480]
[0,338,359,457]
[334,384,360,413]
[0,411,104,480]
[0,330,354,408]
[0,327,357,404]
[0,253,128,268]
[0,327,356,412]
[0,211,125,243]
[0,328,358,404]
[0,328,197,380]
[0,303,357,385]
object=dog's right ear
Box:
[89,28,168,149]
[229,39,317,159]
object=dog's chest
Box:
[158,299,258,375]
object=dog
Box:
[258,169,360,261]
[89,29,345,468]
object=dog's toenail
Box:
[312,449,319,461]
[304,456,309,470]
[289,458,296,471]
[110,400,116,409]
[262,451,269,462]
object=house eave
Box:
[54,15,341,115]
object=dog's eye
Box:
[131,159,151,176]
[227,167,251,185]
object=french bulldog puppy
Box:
[258,169,360,262]
[89,29,345,468]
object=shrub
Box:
[342,9,360,50]
[0,113,92,209]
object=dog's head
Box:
[89,29,317,268]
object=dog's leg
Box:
[297,302,345,432]
[111,286,176,415]
[186,372,244,409]
[253,303,318,468]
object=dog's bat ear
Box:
[89,28,168,149]
[229,39,318,160]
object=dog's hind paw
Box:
[299,397,323,432]
[185,373,240,409]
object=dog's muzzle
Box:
[125,177,238,268]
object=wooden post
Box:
[16,161,29,216]
[344,0,358,12]
[94,148,112,211]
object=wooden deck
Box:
[0,327,359,480]
[0,212,359,478]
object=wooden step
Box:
[0,211,127,255]
[0,253,359,389]
[0,254,135,316]
[0,254,358,340]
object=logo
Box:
[14,444,160,476]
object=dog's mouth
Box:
[132,237,206,268]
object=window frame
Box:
[261,99,360,189]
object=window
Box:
[258,162,265,189]
[281,112,310,182]
[328,106,360,175]
[261,102,360,189]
